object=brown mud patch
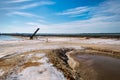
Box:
[19,62,41,72]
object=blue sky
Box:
[0,0,120,33]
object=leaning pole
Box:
[30,28,40,40]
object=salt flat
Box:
[0,37,120,58]
[0,37,120,80]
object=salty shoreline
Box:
[0,36,120,80]
[0,36,120,58]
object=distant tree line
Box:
[1,33,120,38]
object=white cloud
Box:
[26,22,47,27]
[24,14,120,33]
[57,0,120,19]
[26,22,48,31]
[1,1,55,10]
[99,0,120,14]
[6,11,42,18]
[24,0,120,33]
[55,0,120,31]
[51,16,119,29]
[26,0,120,33]
[92,0,120,19]
[18,2,42,9]
[4,0,31,3]
[37,19,47,23]
[19,1,55,9]
[57,7,89,17]
[26,22,41,26]
[1,0,120,33]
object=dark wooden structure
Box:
[30,28,40,40]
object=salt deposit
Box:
[78,39,120,45]
[0,69,4,76]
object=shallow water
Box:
[75,54,120,80]
[0,35,21,41]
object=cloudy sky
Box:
[0,0,120,33]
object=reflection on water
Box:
[0,35,21,41]
[75,54,120,80]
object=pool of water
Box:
[74,54,120,80]
[0,35,22,41]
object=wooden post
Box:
[30,28,40,40]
